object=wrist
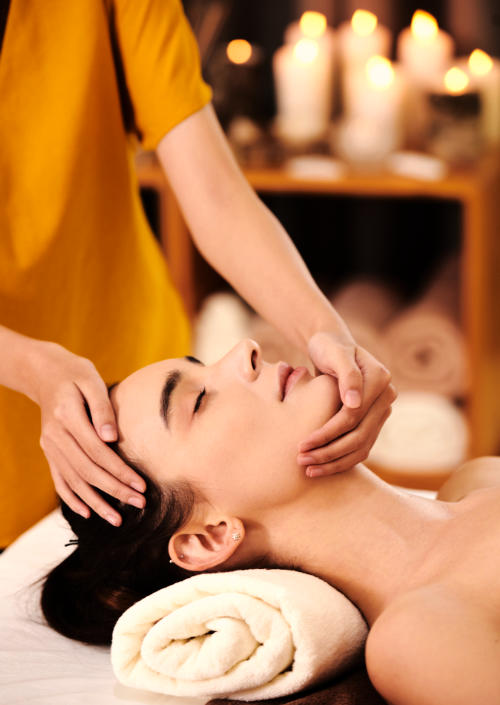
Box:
[300,303,356,350]
[0,326,54,403]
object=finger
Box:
[298,387,394,464]
[63,470,124,526]
[59,400,146,493]
[50,464,91,519]
[334,349,363,409]
[298,373,395,454]
[53,428,147,508]
[298,405,362,454]
[46,440,124,525]
[306,449,369,477]
[76,376,118,442]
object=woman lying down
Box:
[41,339,500,704]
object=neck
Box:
[260,465,456,624]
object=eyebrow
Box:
[159,356,203,428]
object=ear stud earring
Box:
[231,531,241,542]
[169,554,184,564]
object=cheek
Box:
[284,374,341,436]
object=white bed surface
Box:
[0,485,435,705]
[0,509,207,705]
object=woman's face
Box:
[111,339,340,518]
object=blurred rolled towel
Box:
[330,279,401,368]
[368,391,468,478]
[194,292,252,364]
[385,257,468,399]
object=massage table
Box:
[2,498,433,704]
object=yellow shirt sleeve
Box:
[109,0,213,150]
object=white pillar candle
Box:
[338,10,392,68]
[397,10,454,87]
[337,56,405,166]
[466,49,500,144]
[273,37,334,143]
[344,56,405,132]
[284,11,335,58]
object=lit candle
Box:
[338,10,392,68]
[337,56,405,166]
[397,10,454,86]
[207,39,265,128]
[466,49,500,144]
[226,39,253,65]
[345,56,405,127]
[425,66,483,164]
[284,11,335,57]
[273,31,334,144]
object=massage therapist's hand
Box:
[29,341,146,525]
[298,331,396,476]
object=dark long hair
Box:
[40,443,199,646]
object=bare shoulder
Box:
[365,584,500,705]
[437,456,500,502]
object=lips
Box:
[283,367,308,399]
[278,363,309,400]
[278,363,294,401]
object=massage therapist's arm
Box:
[157,103,396,476]
[0,325,145,525]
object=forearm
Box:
[0,324,45,401]
[157,104,351,352]
[190,187,350,351]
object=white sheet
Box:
[0,486,435,705]
[0,509,207,705]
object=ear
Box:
[168,517,245,572]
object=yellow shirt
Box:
[0,0,212,545]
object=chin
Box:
[291,373,341,431]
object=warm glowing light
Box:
[469,49,493,77]
[293,38,319,63]
[444,67,469,94]
[351,9,378,37]
[411,10,438,41]
[366,56,394,89]
[299,11,327,39]
[226,39,252,64]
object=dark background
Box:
[146,1,499,306]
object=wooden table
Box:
[136,150,500,464]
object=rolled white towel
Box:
[368,391,469,476]
[111,569,367,701]
[194,293,252,365]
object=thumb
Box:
[336,354,363,409]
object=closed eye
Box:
[194,387,206,414]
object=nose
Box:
[220,338,262,381]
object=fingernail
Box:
[128,496,145,509]
[298,455,314,465]
[345,390,361,408]
[101,424,117,441]
[106,514,121,526]
[306,467,322,478]
[79,509,90,519]
[131,481,145,493]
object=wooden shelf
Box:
[136,150,500,469]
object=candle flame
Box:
[411,10,438,41]
[299,11,327,39]
[293,38,319,63]
[468,49,493,77]
[351,9,378,37]
[226,39,252,64]
[366,56,394,89]
[444,67,469,94]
